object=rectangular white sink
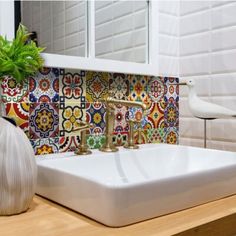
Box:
[36,144,236,227]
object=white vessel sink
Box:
[36,144,236,227]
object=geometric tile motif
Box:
[146,128,165,143]
[164,102,179,128]
[147,103,165,129]
[5,102,29,132]
[86,71,109,102]
[59,69,86,103]
[29,103,59,139]
[59,136,80,153]
[129,75,149,102]
[30,137,59,155]
[109,73,129,99]
[114,104,129,132]
[147,76,167,103]
[87,134,106,149]
[29,67,59,103]
[1,75,29,102]
[164,77,179,103]
[59,103,85,136]
[86,102,106,135]
[165,127,178,144]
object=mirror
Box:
[21,1,86,57]
[21,0,149,63]
[95,0,148,63]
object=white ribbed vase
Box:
[0,87,6,117]
[0,117,37,215]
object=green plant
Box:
[0,24,45,84]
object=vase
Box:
[0,117,37,215]
[0,84,6,117]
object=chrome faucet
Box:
[99,96,147,152]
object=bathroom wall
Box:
[158,0,179,77]
[1,70,179,155]
[21,1,86,56]
[95,0,147,63]
[179,1,236,151]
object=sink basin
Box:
[36,144,236,227]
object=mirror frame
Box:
[1,0,159,76]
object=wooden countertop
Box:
[1,195,236,236]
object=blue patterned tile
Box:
[29,67,59,103]
[29,103,59,139]
[86,102,106,135]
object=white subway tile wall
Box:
[158,1,179,77]
[21,1,86,57]
[95,0,147,63]
[179,1,236,152]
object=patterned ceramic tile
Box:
[59,136,80,152]
[164,77,179,103]
[146,128,165,143]
[59,69,86,104]
[128,106,148,129]
[164,101,179,128]
[30,137,59,155]
[109,73,129,99]
[29,67,59,103]
[165,127,178,144]
[86,102,106,135]
[5,102,29,133]
[59,103,85,136]
[29,103,59,139]
[146,102,166,129]
[129,75,149,102]
[147,76,167,103]
[113,132,128,146]
[114,104,129,132]
[87,134,106,149]
[1,75,29,102]
[86,71,110,102]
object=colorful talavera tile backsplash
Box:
[1,68,179,155]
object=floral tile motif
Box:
[87,134,106,149]
[165,127,178,144]
[146,102,166,129]
[114,105,129,132]
[86,71,110,102]
[146,128,165,143]
[113,132,128,146]
[86,102,106,135]
[1,76,29,103]
[31,138,59,155]
[59,136,80,152]
[164,102,179,128]
[29,103,59,139]
[128,107,148,129]
[109,73,129,99]
[164,77,179,103]
[5,102,29,133]
[147,76,167,103]
[129,75,149,102]
[29,67,59,103]
[59,69,86,104]
[59,103,85,136]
